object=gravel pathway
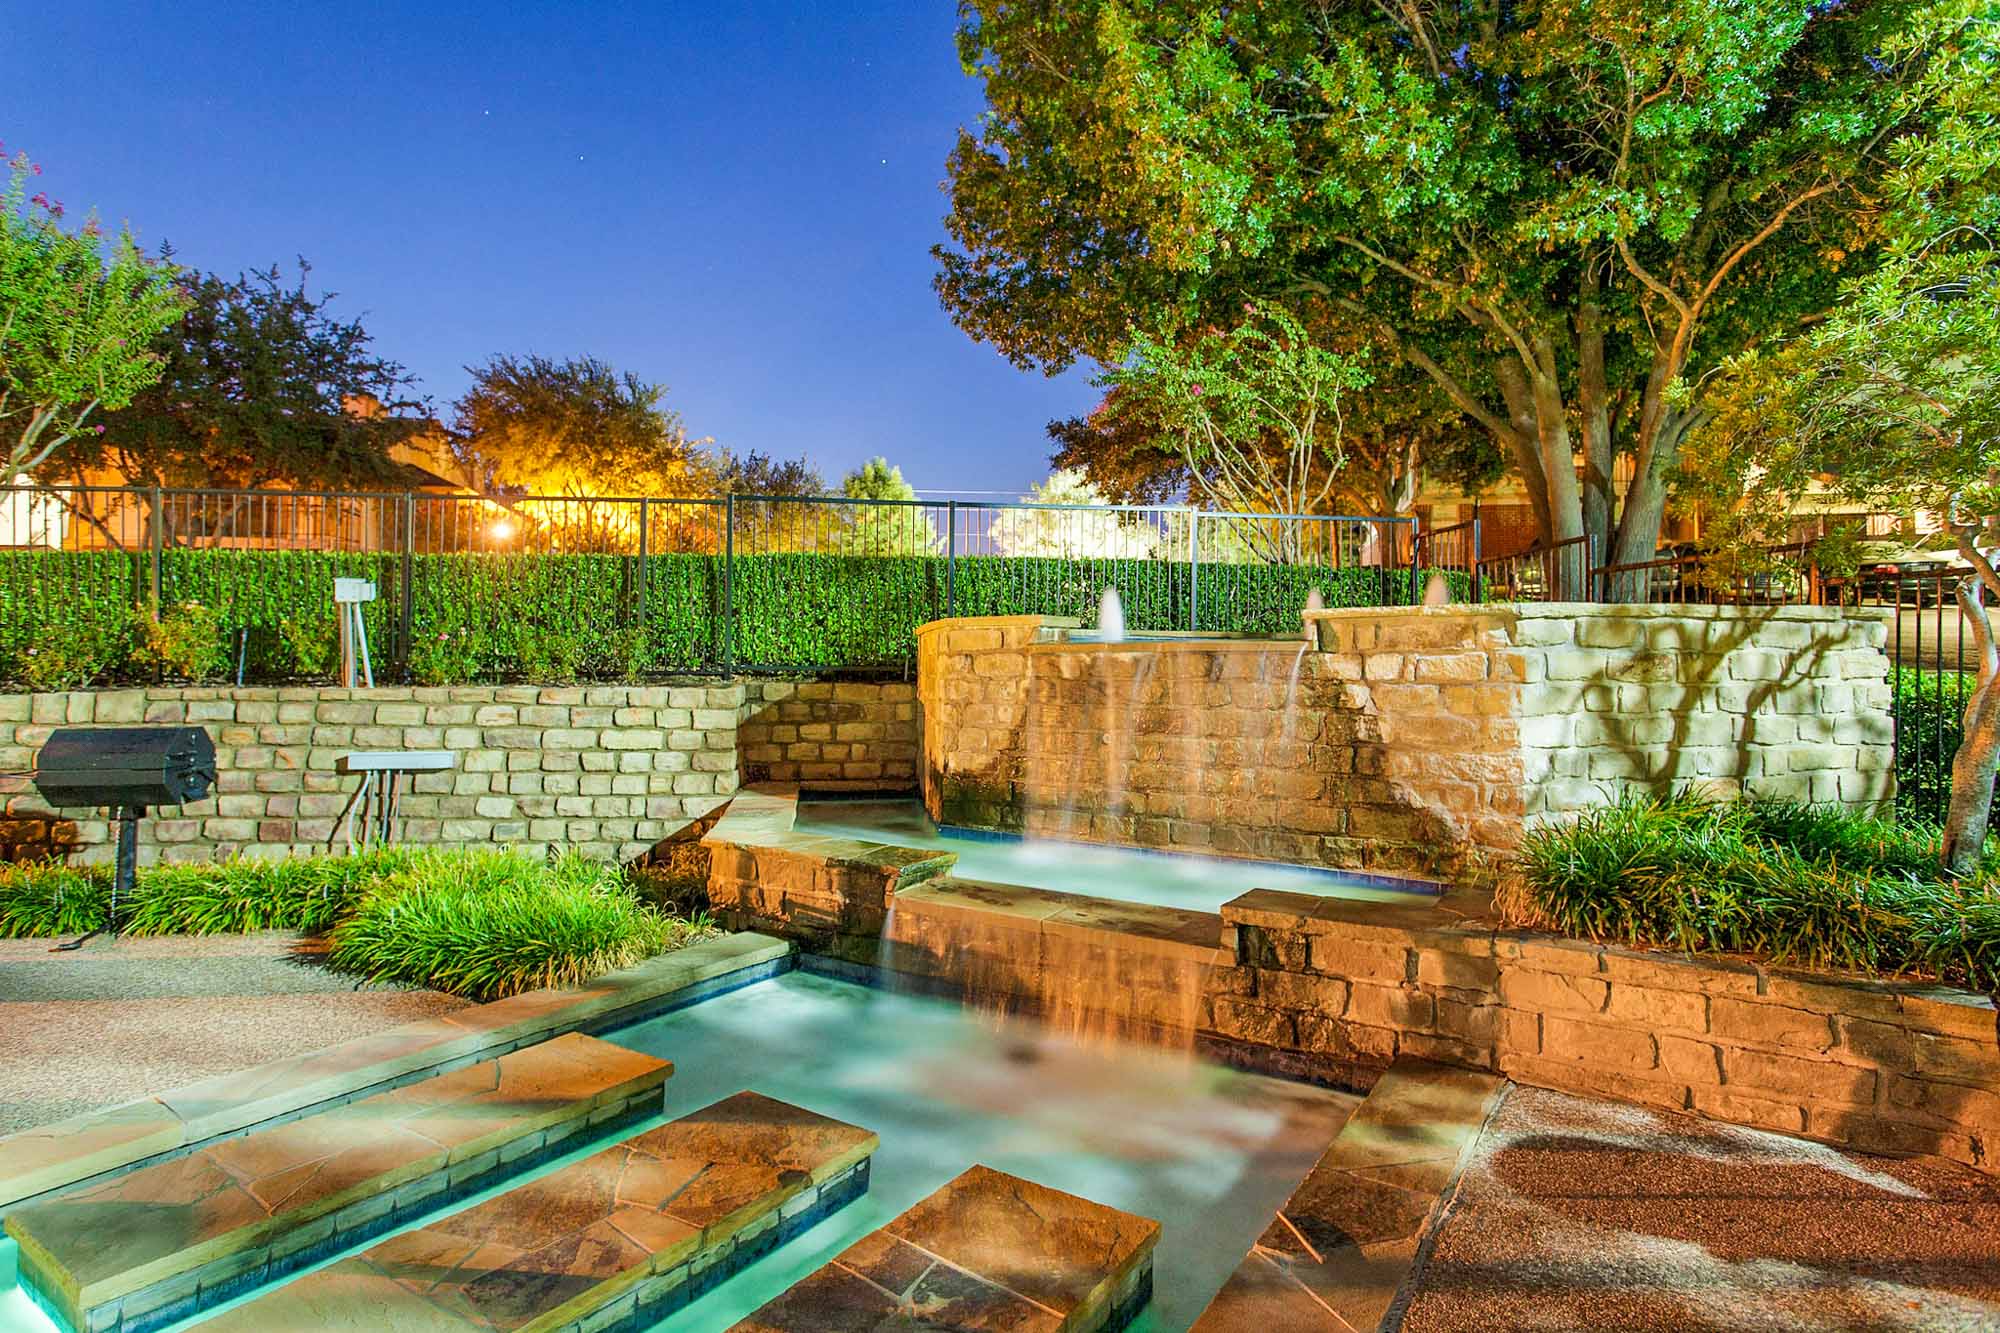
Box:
[0,932,470,1135]
[1398,1084,2000,1332]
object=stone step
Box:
[1190,1059,1505,1333]
[198,1090,879,1333]
[731,1164,1160,1332]
[7,1032,671,1333]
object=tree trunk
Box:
[1944,563,2000,875]
[1576,276,1614,565]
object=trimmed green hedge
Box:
[0,549,1458,684]
[1891,666,1984,827]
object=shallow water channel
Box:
[796,795,1433,914]
[0,972,1353,1332]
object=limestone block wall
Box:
[916,605,1893,876]
[738,680,919,790]
[0,684,745,865]
[1203,891,2000,1176]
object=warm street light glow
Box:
[488,517,517,543]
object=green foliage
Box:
[1106,301,1372,520]
[131,600,230,682]
[0,860,109,937]
[1890,667,1997,828]
[1514,792,1999,992]
[0,547,1459,681]
[324,850,707,1000]
[0,150,188,487]
[0,846,711,1000]
[452,353,708,497]
[83,262,424,490]
[838,458,940,556]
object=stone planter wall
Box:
[0,684,746,865]
[737,680,919,790]
[916,605,1893,876]
[1206,890,2000,1175]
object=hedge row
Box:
[0,548,1453,686]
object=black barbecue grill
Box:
[33,726,218,943]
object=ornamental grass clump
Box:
[1514,792,2000,993]
[324,849,704,1000]
[0,860,111,936]
[122,844,437,935]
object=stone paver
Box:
[204,1090,879,1333]
[730,1163,1160,1332]
[1397,1085,2000,1332]
[6,1034,671,1333]
[0,931,788,1215]
[1192,1059,1503,1333]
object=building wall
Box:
[916,605,1894,878]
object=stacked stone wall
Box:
[737,680,918,790]
[0,684,745,865]
[1205,891,2000,1175]
[917,605,1893,875]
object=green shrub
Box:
[1513,792,1999,992]
[324,850,705,999]
[121,844,436,935]
[1890,666,1988,827]
[0,547,1465,684]
[0,860,111,936]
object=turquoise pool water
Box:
[0,972,1352,1332]
[796,796,1436,914]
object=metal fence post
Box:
[1470,516,1483,605]
[635,497,650,630]
[1187,510,1201,632]
[723,493,736,678]
[398,493,415,678]
[147,486,164,611]
[1409,513,1423,604]
[945,501,958,618]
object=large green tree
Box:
[86,262,423,490]
[0,151,186,488]
[936,0,1963,592]
[1684,3,1998,869]
[451,353,707,498]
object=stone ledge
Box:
[732,1163,1159,1333]
[0,932,791,1218]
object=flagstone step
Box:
[198,1090,879,1333]
[730,1164,1160,1332]
[7,1032,672,1333]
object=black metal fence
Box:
[0,485,1430,680]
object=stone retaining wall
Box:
[916,605,1893,875]
[0,684,746,864]
[737,680,918,790]
[1206,891,2000,1175]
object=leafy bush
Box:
[0,846,710,999]
[131,600,231,681]
[324,850,705,999]
[1512,792,1999,992]
[0,548,1459,684]
[1891,666,1985,827]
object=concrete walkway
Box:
[0,932,469,1134]
[1398,1085,2000,1332]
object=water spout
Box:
[1097,586,1126,643]
[1303,586,1326,614]
[1423,572,1452,607]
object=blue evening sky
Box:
[3,1,1099,497]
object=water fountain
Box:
[1097,585,1126,642]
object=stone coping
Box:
[702,783,957,881]
[9,1034,672,1333]
[203,1090,880,1333]
[731,1164,1160,1333]
[1192,1060,1504,1333]
[0,932,792,1218]
[1304,601,1895,624]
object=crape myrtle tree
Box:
[89,262,424,493]
[0,150,186,489]
[936,0,1960,596]
[1684,3,1998,872]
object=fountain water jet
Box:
[1097,586,1126,642]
